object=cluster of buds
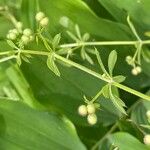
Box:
[78,103,98,125]
[125,55,142,75]
[21,28,34,45]
[6,21,34,45]
[6,28,19,40]
[35,12,49,27]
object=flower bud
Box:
[131,68,138,76]
[78,105,87,116]
[29,35,34,42]
[21,35,30,45]
[11,29,19,35]
[7,33,17,40]
[87,104,95,114]
[144,134,150,145]
[146,110,150,119]
[125,55,133,65]
[136,66,142,73]
[87,114,97,125]
[35,12,45,22]
[23,28,32,36]
[40,17,49,27]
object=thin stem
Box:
[54,53,110,83]
[127,16,141,41]
[59,40,150,48]
[91,89,103,103]
[60,41,137,48]
[0,51,14,55]
[113,82,150,101]
[0,55,16,63]
[0,49,149,101]
[21,50,49,56]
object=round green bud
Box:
[7,32,17,40]
[146,110,150,119]
[21,35,30,45]
[40,17,49,27]
[35,12,45,22]
[78,105,87,116]
[136,66,142,73]
[23,28,32,36]
[29,35,34,42]
[125,56,132,62]
[87,114,97,125]
[87,104,95,114]
[144,134,150,145]
[131,68,138,76]
[11,29,19,35]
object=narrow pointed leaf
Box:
[109,85,127,115]
[67,31,78,41]
[95,48,109,76]
[102,84,110,98]
[113,75,126,83]
[85,52,94,65]
[75,24,82,39]
[7,40,18,49]
[16,53,22,66]
[108,50,117,76]
[47,54,60,77]
[52,33,61,49]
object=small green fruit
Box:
[35,12,45,22]
[87,114,97,125]
[144,134,150,145]
[40,17,49,27]
[87,104,95,114]
[78,105,87,116]
[23,28,32,36]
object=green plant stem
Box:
[0,49,150,101]
[91,89,103,103]
[112,82,150,101]
[0,55,16,63]
[59,40,150,48]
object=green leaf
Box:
[7,40,18,49]
[82,33,90,41]
[84,52,94,65]
[47,54,60,77]
[109,85,126,115]
[108,50,117,76]
[118,120,144,142]
[99,132,149,150]
[142,48,150,62]
[6,65,43,109]
[131,91,150,132]
[102,84,109,98]
[66,31,78,41]
[52,33,61,49]
[75,24,82,39]
[95,48,109,76]
[113,75,126,83]
[16,53,22,66]
[0,100,86,150]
